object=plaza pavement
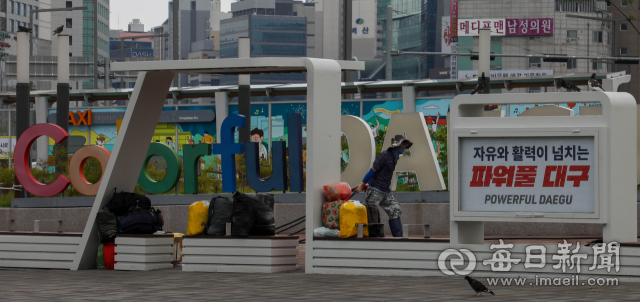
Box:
[1,265,639,301]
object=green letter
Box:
[183,143,212,194]
[138,143,182,193]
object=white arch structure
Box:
[71,58,364,270]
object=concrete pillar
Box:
[35,96,50,165]
[215,91,229,144]
[56,35,70,163]
[478,29,491,94]
[402,85,416,113]
[16,31,30,197]
[238,37,251,143]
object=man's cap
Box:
[390,134,413,149]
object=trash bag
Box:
[323,182,352,202]
[313,227,340,238]
[103,242,116,270]
[96,208,117,242]
[231,192,255,237]
[187,200,210,236]
[207,196,233,235]
[322,200,347,229]
[338,200,368,238]
[96,243,105,269]
[251,193,275,236]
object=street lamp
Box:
[29,6,88,57]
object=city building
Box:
[610,0,640,102]
[188,39,218,87]
[1,0,53,57]
[128,18,144,32]
[453,0,612,94]
[219,0,313,86]
[209,0,232,52]
[51,0,110,90]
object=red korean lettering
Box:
[491,166,515,187]
[514,166,536,187]
[566,165,590,187]
[470,166,488,187]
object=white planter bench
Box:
[114,234,174,271]
[182,235,299,273]
[0,232,81,270]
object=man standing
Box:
[354,134,412,237]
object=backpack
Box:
[106,189,151,216]
[231,192,255,237]
[250,193,275,236]
[119,206,163,234]
[364,201,384,237]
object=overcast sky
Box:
[109,0,234,31]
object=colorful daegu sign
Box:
[14,113,304,197]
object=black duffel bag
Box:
[251,193,275,236]
[231,192,276,237]
[231,192,255,237]
[119,206,163,234]
[106,189,151,217]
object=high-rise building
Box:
[219,0,313,86]
[378,0,425,80]
[610,0,640,102]
[51,0,109,90]
[210,0,232,52]
[1,0,52,56]
[128,19,144,32]
[455,0,612,94]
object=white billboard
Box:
[352,0,377,40]
[0,137,15,157]
[459,136,595,213]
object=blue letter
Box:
[246,141,287,192]
[212,115,245,192]
[288,113,304,192]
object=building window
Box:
[621,47,628,55]
[567,30,577,41]
[34,6,37,20]
[22,3,26,17]
[622,0,628,7]
[66,18,72,28]
[621,23,628,31]
[592,61,602,70]
[34,25,38,38]
[69,53,72,57]
[567,58,578,69]
[529,36,541,40]
[9,19,13,33]
[16,2,20,16]
[10,1,14,14]
[529,57,541,67]
[66,1,72,8]
[69,36,72,45]
[593,31,603,43]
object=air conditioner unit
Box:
[567,38,577,42]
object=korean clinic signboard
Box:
[458,18,553,36]
[457,69,553,79]
[459,136,595,213]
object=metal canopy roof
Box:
[0,72,616,103]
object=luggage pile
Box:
[187,192,276,237]
[96,189,165,269]
[316,182,384,238]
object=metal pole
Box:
[478,29,491,94]
[56,35,70,171]
[173,0,179,87]
[15,32,30,198]
[29,11,33,56]
[343,0,352,84]
[93,0,99,89]
[120,37,124,89]
[386,5,393,99]
[268,103,272,156]
[238,37,251,143]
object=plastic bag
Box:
[231,192,255,237]
[338,200,368,238]
[187,200,210,236]
[322,200,347,229]
[207,197,233,235]
[251,193,275,236]
[103,242,116,270]
[323,182,352,202]
[96,209,117,242]
[313,227,340,238]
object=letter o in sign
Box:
[68,145,111,196]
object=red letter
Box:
[470,166,486,187]
[567,165,590,187]
[15,124,70,196]
[542,166,557,187]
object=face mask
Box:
[396,146,406,155]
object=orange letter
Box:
[69,111,77,126]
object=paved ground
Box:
[1,267,639,301]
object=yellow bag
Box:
[187,200,210,236]
[338,201,368,238]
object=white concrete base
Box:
[311,238,640,279]
[182,236,299,273]
[114,235,174,271]
[0,233,81,270]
